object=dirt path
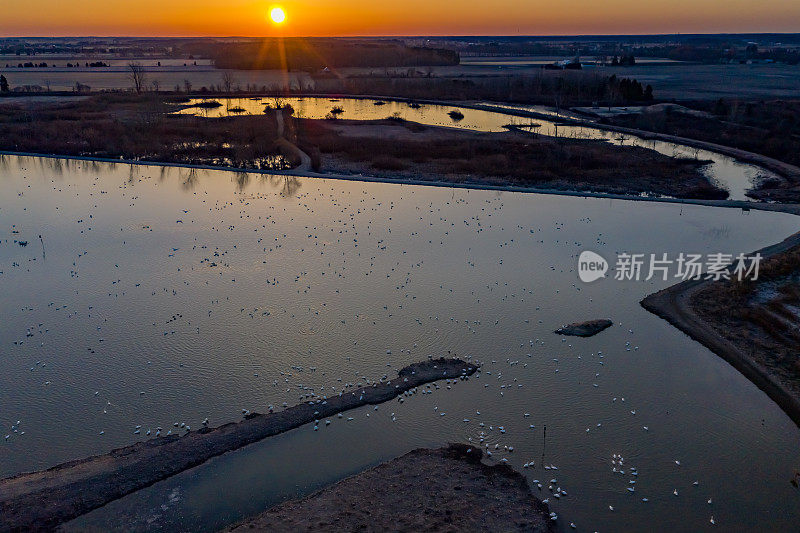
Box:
[0,358,478,532]
[275,109,312,172]
[225,444,556,533]
[641,232,800,428]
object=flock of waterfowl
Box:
[2,154,799,531]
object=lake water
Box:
[1,154,799,531]
[175,97,775,201]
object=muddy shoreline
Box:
[0,358,478,532]
[3,150,800,218]
[226,443,556,532]
[641,232,800,428]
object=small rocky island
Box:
[555,319,613,337]
[226,444,556,532]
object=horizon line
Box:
[3,31,800,40]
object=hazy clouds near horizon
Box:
[1,0,799,37]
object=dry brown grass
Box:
[295,118,726,199]
[0,94,289,170]
[691,245,800,394]
[371,155,408,171]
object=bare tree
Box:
[221,71,236,93]
[127,62,147,94]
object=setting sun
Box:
[270,6,286,24]
[5,0,800,531]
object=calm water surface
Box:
[1,155,799,532]
[176,96,774,201]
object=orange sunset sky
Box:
[2,0,799,36]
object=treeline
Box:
[610,54,636,66]
[212,39,459,70]
[0,39,184,58]
[3,61,109,68]
[310,71,653,106]
[460,41,586,57]
[612,76,653,101]
[632,44,800,65]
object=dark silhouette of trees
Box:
[604,75,653,104]
[221,71,236,93]
[0,75,9,93]
[616,78,652,101]
[610,54,636,66]
[127,62,147,94]
[213,39,459,70]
